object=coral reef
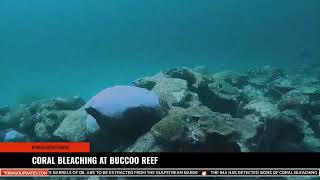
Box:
[1,63,320,154]
[0,97,85,142]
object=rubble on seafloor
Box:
[1,64,320,154]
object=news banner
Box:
[1,168,319,177]
[0,143,320,177]
[0,153,320,177]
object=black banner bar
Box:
[46,169,320,177]
[0,153,319,168]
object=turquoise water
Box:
[0,0,319,105]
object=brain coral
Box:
[84,85,161,134]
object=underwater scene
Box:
[1,0,320,160]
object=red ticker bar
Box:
[0,142,90,153]
[1,169,49,176]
